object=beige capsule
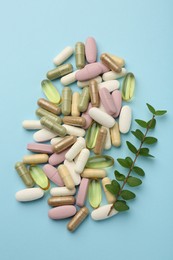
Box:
[102,177,116,204]
[37,98,61,115]
[53,135,77,153]
[100,53,122,73]
[23,154,48,165]
[67,207,89,232]
[58,165,75,190]
[71,92,80,116]
[109,54,125,68]
[81,169,107,179]
[48,196,75,207]
[110,121,121,147]
[63,116,86,127]
[89,80,100,107]
[94,126,107,155]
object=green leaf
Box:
[117,158,130,168]
[126,141,138,154]
[121,190,136,200]
[131,129,144,141]
[114,170,125,181]
[135,119,147,128]
[147,118,156,129]
[114,200,129,212]
[139,148,154,158]
[125,157,133,167]
[105,180,120,195]
[146,103,156,114]
[155,110,167,116]
[127,176,142,187]
[133,166,145,176]
[144,137,157,144]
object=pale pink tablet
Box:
[82,103,93,129]
[42,164,64,186]
[99,87,117,115]
[75,63,103,81]
[48,148,70,166]
[98,62,110,73]
[112,90,122,118]
[76,178,89,207]
[48,205,76,220]
[27,143,53,154]
[85,37,97,63]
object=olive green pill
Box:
[15,162,34,188]
[86,122,100,149]
[46,64,73,80]
[78,87,90,113]
[36,108,62,124]
[40,116,67,136]
[75,42,85,69]
[41,79,61,103]
[86,155,114,169]
[37,98,61,115]
[122,72,135,101]
[61,87,72,116]
[29,166,50,190]
[88,179,102,209]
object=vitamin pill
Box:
[86,155,114,169]
[37,98,61,115]
[78,87,90,113]
[15,162,34,188]
[15,188,44,202]
[94,126,107,155]
[53,135,77,153]
[40,117,66,136]
[60,70,78,86]
[99,101,106,112]
[75,62,103,81]
[23,154,48,165]
[98,62,110,73]
[50,137,64,145]
[110,121,121,147]
[65,137,86,161]
[53,46,74,66]
[63,124,85,137]
[99,87,117,115]
[29,166,50,190]
[22,120,42,130]
[89,79,100,107]
[76,178,89,207]
[91,204,118,221]
[67,206,89,232]
[48,148,70,166]
[81,169,106,179]
[48,196,75,207]
[86,122,100,149]
[47,64,73,80]
[102,177,116,204]
[48,205,77,220]
[33,128,58,142]
[81,103,93,129]
[119,105,132,134]
[27,143,53,154]
[104,128,111,150]
[71,92,80,116]
[98,80,120,92]
[50,187,76,197]
[77,76,102,88]
[75,148,90,174]
[63,116,86,127]
[100,53,122,73]
[122,72,135,101]
[85,37,97,63]
[102,68,127,81]
[112,90,122,118]
[61,87,72,116]
[58,165,75,190]
[41,79,61,103]
[36,108,62,124]
[42,164,64,186]
[88,179,102,208]
[89,107,115,128]
[64,160,81,185]
[109,54,125,68]
[75,42,85,69]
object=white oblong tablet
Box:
[53,46,74,66]
[74,148,90,174]
[60,70,79,86]
[77,76,102,88]
[22,120,42,130]
[119,105,132,134]
[104,128,111,150]
[89,107,115,128]
[15,188,44,202]
[102,68,127,81]
[33,128,58,142]
[50,137,64,145]
[50,187,76,197]
[62,124,85,137]
[64,160,81,185]
[91,204,118,221]
[65,137,86,161]
[98,80,120,92]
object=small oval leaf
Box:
[135,119,147,128]
[131,129,144,141]
[127,176,142,187]
[114,170,125,181]
[146,103,156,114]
[121,190,136,200]
[126,141,138,154]
[133,166,145,176]
[147,118,156,129]
[114,200,129,212]
[117,158,130,168]
[155,110,167,116]
[144,137,157,144]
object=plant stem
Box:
[107,115,155,216]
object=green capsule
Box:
[46,64,73,80]
[61,87,72,116]
[78,87,90,113]
[75,42,85,69]
[122,72,135,101]
[88,180,102,209]
[36,108,62,124]
[86,122,100,149]
[40,116,66,136]
[86,155,114,169]
[29,166,50,190]
[41,79,61,104]
[15,162,34,188]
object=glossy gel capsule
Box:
[29,166,50,190]
[41,79,61,104]
[122,72,135,101]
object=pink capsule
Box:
[97,62,109,73]
[75,62,104,81]
[85,37,97,63]
[48,205,77,220]
[48,148,70,166]
[42,164,64,186]
[112,90,122,118]
[82,103,93,129]
[76,178,89,207]
[99,87,117,115]
[27,143,53,154]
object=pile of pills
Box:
[15,37,135,232]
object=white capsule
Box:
[22,120,42,130]
[104,128,111,150]
[119,105,132,134]
[102,68,127,81]
[75,148,90,174]
[89,107,115,128]
[60,70,79,86]
[77,76,102,88]
[63,124,85,137]
[91,204,118,221]
[98,80,120,92]
[53,46,74,66]
[64,160,81,185]
[50,186,76,197]
[33,128,58,142]
[65,137,86,161]
[15,188,44,202]
[50,137,64,145]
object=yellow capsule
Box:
[110,121,121,147]
[89,80,100,107]
[100,53,122,73]
[122,73,135,101]
[88,179,102,208]
[81,169,106,179]
[29,166,50,190]
[23,154,49,165]
[46,64,73,80]
[53,135,77,153]
[41,79,61,104]
[102,177,116,204]
[58,165,75,190]
[94,126,107,155]
[67,207,89,232]
[71,92,80,116]
[63,116,86,127]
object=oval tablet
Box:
[77,76,102,88]
[91,204,118,221]
[65,137,86,161]
[64,160,81,185]
[43,164,64,186]
[112,90,122,118]
[48,205,77,220]
[48,148,70,166]
[98,80,120,92]
[22,120,42,130]
[102,68,127,81]
[27,143,53,154]
[50,187,76,197]
[60,70,78,86]
[75,148,90,174]
[99,87,117,115]
[104,128,111,150]
[15,188,44,202]
[75,63,103,81]
[76,178,89,207]
[63,124,85,137]
[119,105,132,134]
[41,79,61,104]
[33,128,58,142]
[85,37,97,63]
[89,107,115,128]
[53,46,74,66]
[82,103,93,129]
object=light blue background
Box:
[0,0,172,259]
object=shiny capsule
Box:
[61,87,72,116]
[58,165,75,190]
[78,87,90,113]
[41,79,61,103]
[94,126,107,155]
[53,135,77,153]
[29,166,50,190]
[37,98,61,115]
[86,122,100,149]
[15,162,34,188]
[89,80,100,107]
[86,155,114,169]
[67,207,89,232]
[48,196,75,207]
[40,117,66,136]
[122,73,135,101]
[46,64,73,80]
[100,53,122,73]
[71,92,80,116]
[23,154,49,165]
[63,116,86,127]
[88,179,102,209]
[36,108,62,124]
[81,169,106,179]
[110,121,121,147]
[75,42,85,69]
[109,54,125,68]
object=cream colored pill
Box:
[119,105,132,134]
[23,154,48,164]
[33,128,58,142]
[58,165,75,190]
[104,127,111,150]
[65,137,86,161]
[81,169,106,179]
[71,92,80,116]
[22,120,42,130]
[77,76,102,88]
[50,187,76,197]
[75,148,90,174]
[15,188,44,202]
[50,137,64,145]
[91,204,118,221]
[63,124,85,137]
[102,177,116,204]
[89,107,115,128]
[64,160,81,185]
[110,121,121,147]
[60,70,79,86]
[98,80,120,92]
[102,68,127,81]
[53,46,74,66]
